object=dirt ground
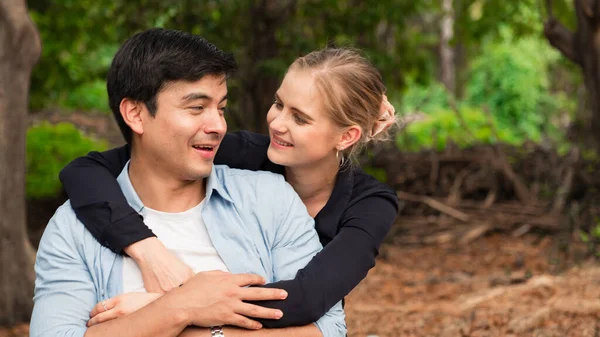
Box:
[345,233,600,337]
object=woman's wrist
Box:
[123,237,163,262]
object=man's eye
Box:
[219,107,228,114]
[191,106,204,111]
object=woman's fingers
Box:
[234,301,283,320]
[130,238,194,293]
[87,309,119,327]
[89,298,114,318]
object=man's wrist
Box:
[179,326,213,337]
[210,326,224,337]
[159,287,193,327]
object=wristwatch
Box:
[210,326,224,337]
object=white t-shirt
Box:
[122,200,229,293]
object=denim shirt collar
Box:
[116,161,234,213]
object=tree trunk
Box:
[544,0,600,149]
[453,0,467,99]
[440,0,455,94]
[0,0,41,325]
[238,0,296,133]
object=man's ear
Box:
[120,98,145,136]
[336,125,362,152]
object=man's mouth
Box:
[192,145,215,151]
[192,144,218,158]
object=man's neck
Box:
[128,154,206,213]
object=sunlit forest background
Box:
[24,0,593,199]
[2,0,600,336]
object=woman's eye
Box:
[293,114,307,125]
[219,107,228,114]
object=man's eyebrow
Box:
[276,93,314,121]
[181,93,228,104]
[181,92,210,102]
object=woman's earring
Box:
[337,147,345,167]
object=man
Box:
[30,28,345,337]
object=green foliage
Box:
[465,28,561,143]
[29,1,122,112]
[400,80,451,115]
[29,0,430,115]
[26,122,108,199]
[64,80,109,112]
[397,102,525,152]
[456,0,575,43]
[29,0,581,149]
[398,26,574,153]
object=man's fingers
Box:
[224,313,263,330]
[234,302,283,320]
[90,298,114,318]
[87,309,118,327]
[238,287,287,301]
[232,273,266,287]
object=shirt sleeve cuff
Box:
[101,213,155,253]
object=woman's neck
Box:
[285,156,339,217]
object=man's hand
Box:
[171,271,287,329]
[88,292,163,327]
[124,237,194,293]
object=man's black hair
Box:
[107,28,237,143]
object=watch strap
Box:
[210,326,224,337]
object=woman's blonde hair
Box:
[289,48,396,162]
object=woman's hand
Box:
[124,237,194,293]
[88,292,163,326]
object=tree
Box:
[544,0,600,148]
[440,0,456,93]
[235,0,297,133]
[0,0,41,325]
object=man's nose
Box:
[204,109,227,136]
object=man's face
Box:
[136,75,228,181]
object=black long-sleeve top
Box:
[58,131,400,328]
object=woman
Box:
[59,48,400,328]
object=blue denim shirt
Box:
[31,164,346,337]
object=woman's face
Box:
[266,68,341,168]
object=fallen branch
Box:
[460,223,492,244]
[397,191,470,222]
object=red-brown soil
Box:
[346,234,600,337]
